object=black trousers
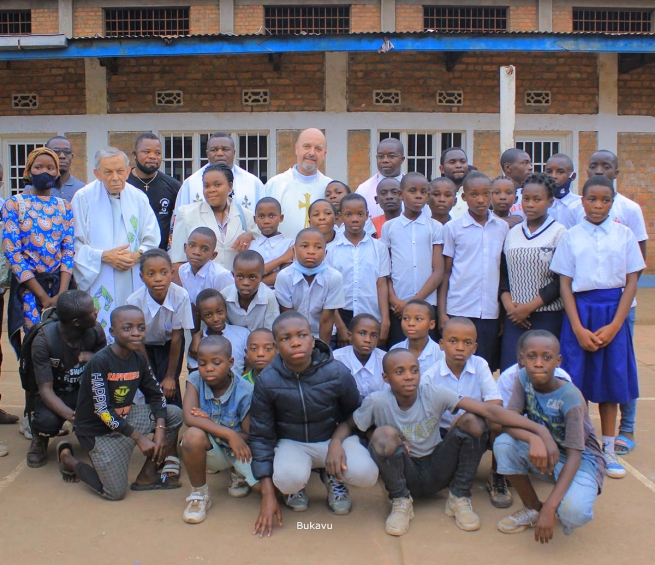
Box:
[146,338,185,408]
[31,389,78,438]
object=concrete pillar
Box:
[500,66,516,152]
[598,53,618,153]
[325,52,348,113]
[220,0,235,34]
[381,0,396,32]
[58,0,73,38]
[325,124,348,181]
[85,58,108,115]
[538,0,553,32]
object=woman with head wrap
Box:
[1,147,76,355]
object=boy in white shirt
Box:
[327,193,391,346]
[275,227,345,344]
[381,173,444,346]
[126,249,195,408]
[333,314,388,400]
[438,172,509,370]
[249,197,294,288]
[390,300,444,374]
[221,250,279,331]
[544,153,581,229]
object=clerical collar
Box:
[292,165,319,183]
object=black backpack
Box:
[18,307,59,393]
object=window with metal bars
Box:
[424,6,507,32]
[264,6,350,35]
[572,9,652,33]
[4,140,48,196]
[379,131,464,180]
[104,8,190,37]
[515,140,561,173]
[0,10,31,35]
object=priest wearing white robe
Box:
[72,147,159,335]
[174,132,264,212]
[356,138,405,218]
[264,128,332,240]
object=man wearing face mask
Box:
[45,136,86,202]
[174,132,264,213]
[72,147,159,336]
[128,133,181,250]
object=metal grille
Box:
[424,7,508,32]
[104,8,190,37]
[6,141,46,196]
[380,131,462,180]
[264,6,350,35]
[238,134,269,184]
[162,134,194,183]
[0,10,31,35]
[516,140,561,173]
[572,10,652,33]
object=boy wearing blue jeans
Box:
[494,330,604,542]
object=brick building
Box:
[1,1,655,269]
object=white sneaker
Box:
[385,496,414,536]
[444,492,481,531]
[19,416,32,440]
[0,444,7,457]
[183,492,212,524]
[227,471,250,498]
[498,507,540,534]
[602,449,627,479]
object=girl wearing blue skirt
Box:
[550,176,645,480]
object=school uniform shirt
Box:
[501,217,567,312]
[75,346,167,438]
[354,384,460,457]
[186,370,253,447]
[129,170,181,250]
[221,283,280,331]
[574,191,648,242]
[549,192,581,229]
[325,233,390,321]
[497,362,571,407]
[178,260,234,304]
[174,163,264,212]
[508,369,605,490]
[275,264,345,338]
[265,166,332,240]
[381,213,443,306]
[550,217,646,293]
[356,172,404,219]
[443,211,509,319]
[422,355,501,428]
[390,337,444,375]
[249,233,294,271]
[126,282,195,345]
[333,346,389,399]
[335,219,377,237]
[187,325,250,376]
[169,199,259,271]
[449,187,467,221]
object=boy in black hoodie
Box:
[251,311,379,537]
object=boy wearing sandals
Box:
[57,306,183,498]
[180,335,260,524]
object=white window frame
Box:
[1,136,52,199]
[515,132,571,173]
[159,131,270,183]
[376,130,466,179]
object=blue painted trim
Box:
[2,33,655,60]
[638,275,655,288]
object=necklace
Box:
[133,169,158,191]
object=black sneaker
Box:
[487,470,513,508]
[26,435,49,468]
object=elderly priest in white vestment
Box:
[72,147,159,335]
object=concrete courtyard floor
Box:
[1,292,655,564]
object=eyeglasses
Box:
[51,149,73,156]
[376,153,401,160]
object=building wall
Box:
[509,5,538,32]
[66,132,88,183]
[351,5,381,33]
[578,131,598,177]
[473,131,501,179]
[347,130,372,188]
[395,5,423,32]
[108,131,148,165]
[32,7,60,34]
[618,64,655,117]
[347,52,598,114]
[189,5,221,35]
[552,6,572,32]
[106,54,326,114]
[72,7,104,37]
[234,6,264,35]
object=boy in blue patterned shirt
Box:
[493,330,604,542]
[180,335,259,524]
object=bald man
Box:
[264,128,332,239]
[356,139,405,218]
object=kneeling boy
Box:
[181,336,259,524]
[250,311,379,538]
[58,306,183,500]
[493,330,604,542]
[332,348,558,536]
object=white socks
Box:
[192,484,210,497]
[602,436,616,454]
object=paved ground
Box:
[1,292,655,564]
